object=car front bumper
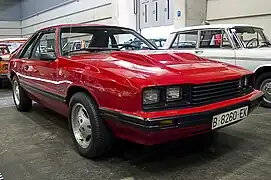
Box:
[101,90,264,145]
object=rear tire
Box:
[12,76,32,112]
[68,92,113,159]
[255,72,271,108]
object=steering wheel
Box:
[246,38,258,48]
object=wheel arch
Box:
[254,65,271,80]
[65,85,100,107]
[9,70,16,81]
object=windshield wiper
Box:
[62,47,120,56]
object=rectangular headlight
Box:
[244,76,249,86]
[241,75,253,87]
[239,79,243,88]
[143,89,160,105]
[166,87,182,102]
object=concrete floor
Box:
[0,89,271,180]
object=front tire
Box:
[255,72,271,108]
[68,92,113,159]
[12,76,32,112]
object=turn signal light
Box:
[159,120,175,128]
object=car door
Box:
[232,29,271,72]
[168,30,199,55]
[26,30,59,99]
[195,29,236,65]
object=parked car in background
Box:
[0,38,27,87]
[149,38,167,48]
[8,24,263,158]
[0,38,28,54]
[0,44,10,86]
[163,24,271,108]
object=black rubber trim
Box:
[100,94,263,131]
[20,81,66,103]
[0,74,7,78]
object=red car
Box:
[8,24,263,158]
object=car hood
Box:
[71,50,250,87]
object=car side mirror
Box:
[39,53,56,61]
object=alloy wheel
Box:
[71,103,92,149]
[13,80,20,106]
[260,79,271,104]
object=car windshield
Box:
[60,26,157,55]
[229,26,271,48]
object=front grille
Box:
[191,79,242,106]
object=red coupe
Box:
[8,24,264,158]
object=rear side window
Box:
[170,31,198,49]
[199,29,233,49]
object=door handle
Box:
[195,50,203,55]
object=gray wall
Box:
[186,0,207,26]
[207,0,271,36]
[0,21,21,38]
[0,0,21,21]
[0,0,75,20]
[21,0,75,19]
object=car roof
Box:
[171,24,263,33]
[40,23,131,31]
[0,37,28,42]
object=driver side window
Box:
[30,32,56,60]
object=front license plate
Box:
[212,106,248,130]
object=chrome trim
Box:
[249,91,264,101]
[204,56,271,62]
[229,29,245,48]
[225,28,237,49]
[99,107,145,121]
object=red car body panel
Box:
[8,24,264,145]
